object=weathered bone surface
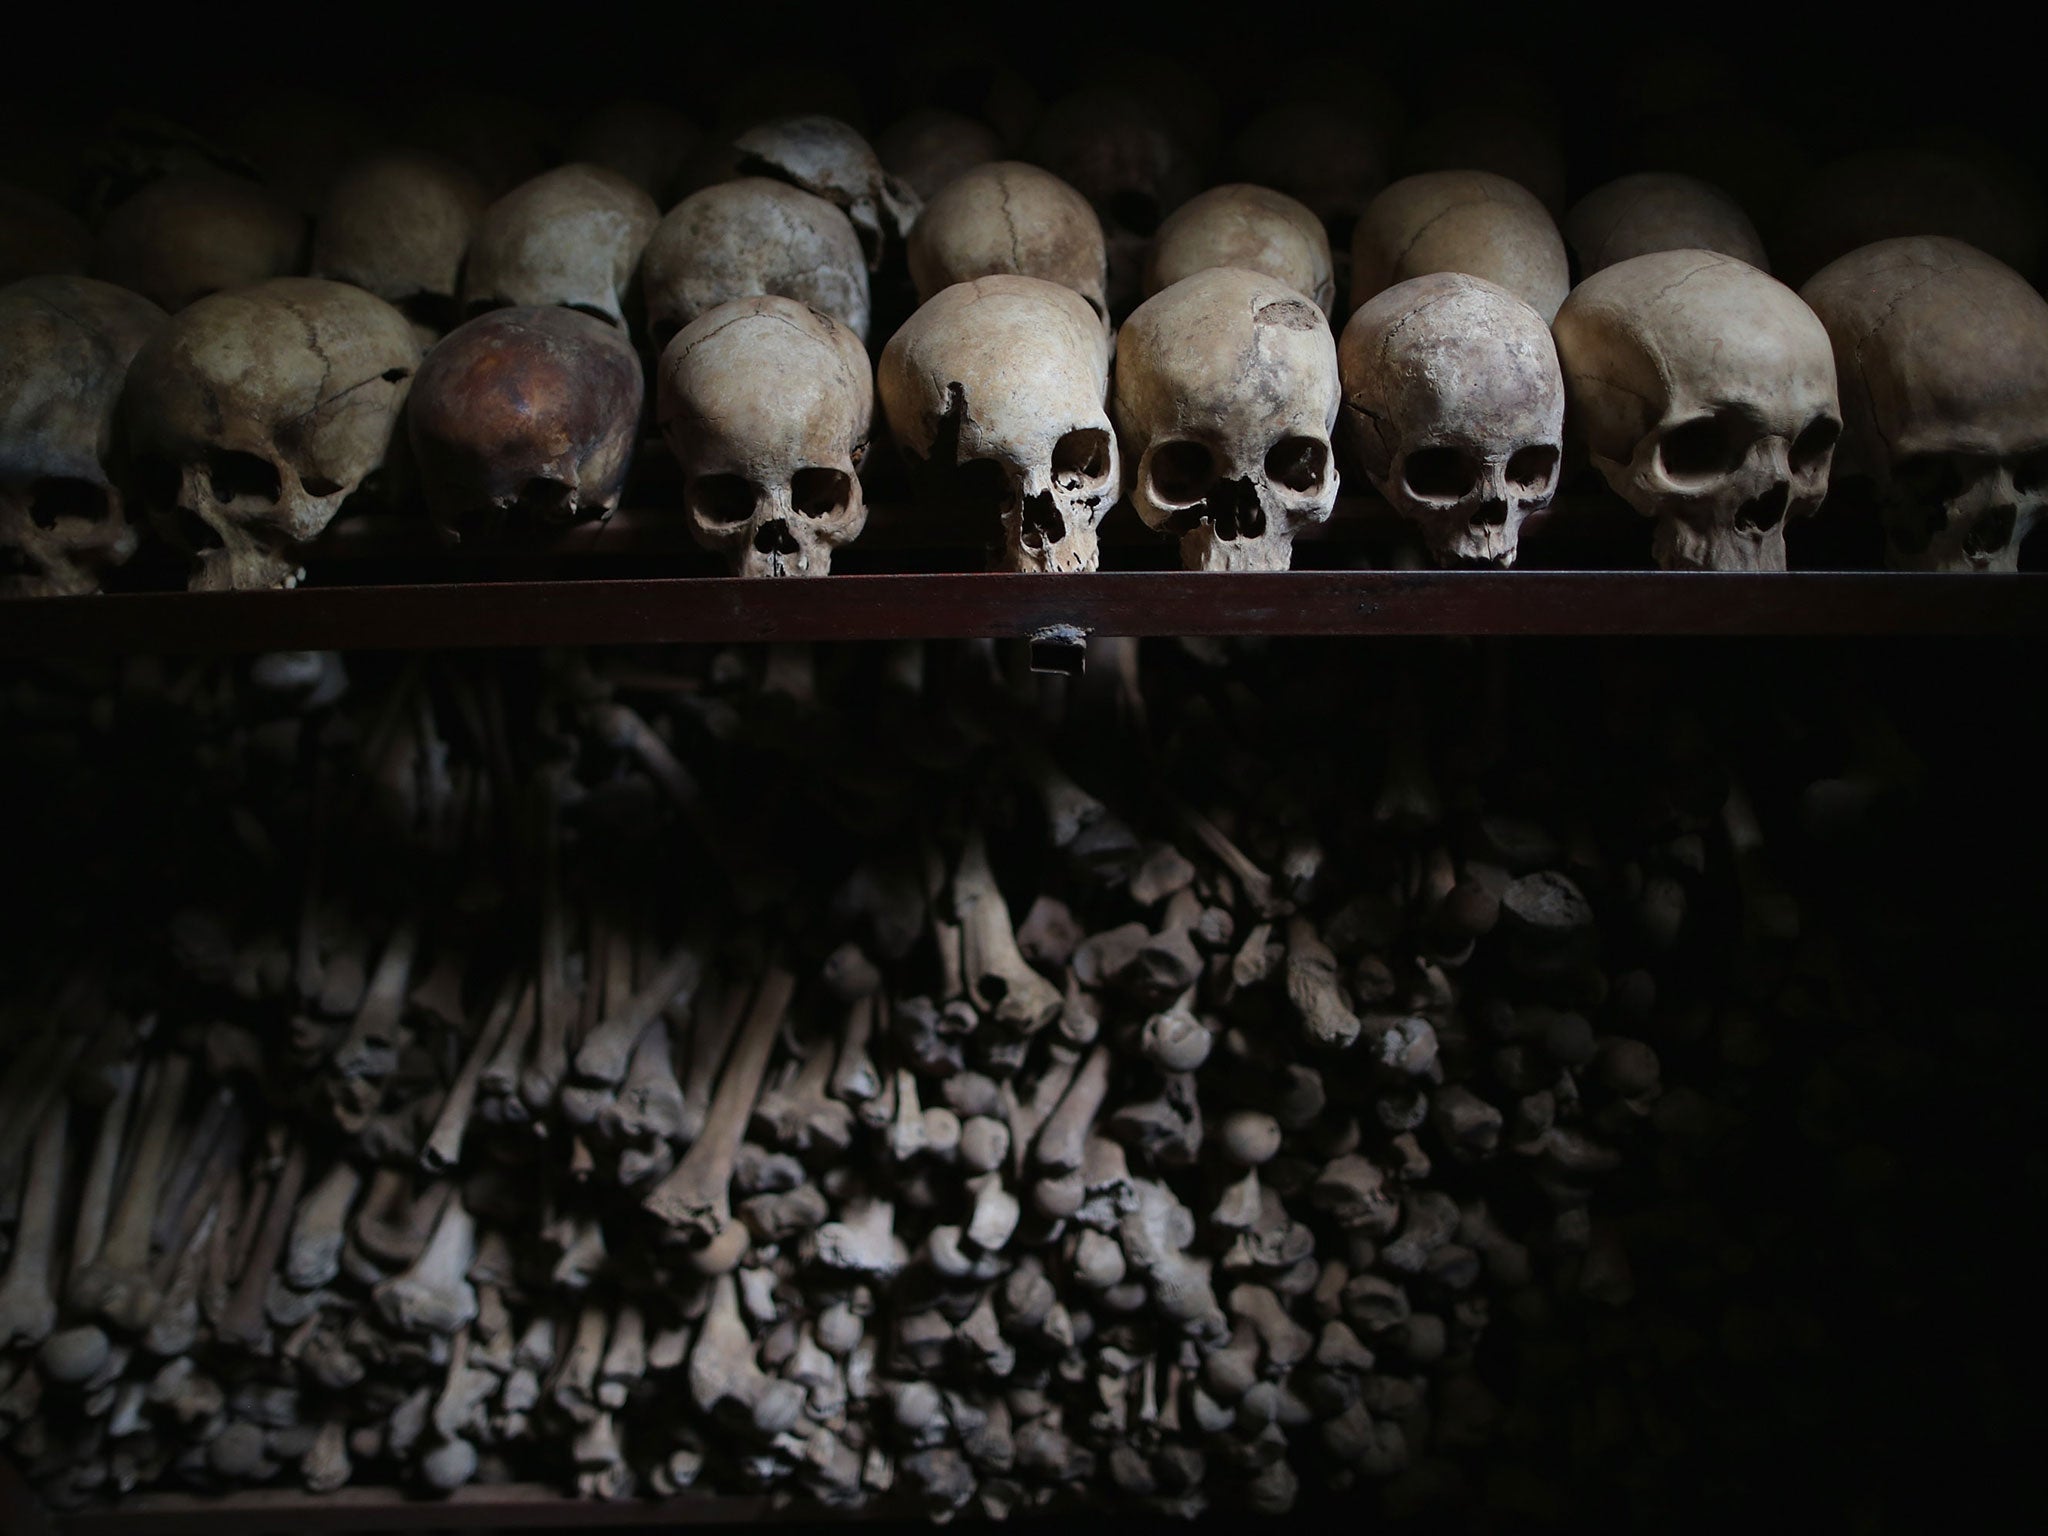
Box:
[460,165,660,332]
[1144,185,1334,315]
[118,277,419,590]
[880,275,1117,573]
[1564,172,1768,277]
[729,117,919,273]
[1113,267,1339,572]
[642,179,870,350]
[1351,171,1569,324]
[407,306,643,543]
[0,275,166,597]
[1338,272,1562,568]
[1555,250,1840,571]
[907,163,1108,322]
[91,174,305,314]
[659,295,873,578]
[1800,236,2048,572]
[310,154,487,344]
[875,109,1004,202]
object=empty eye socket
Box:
[1265,436,1327,494]
[791,467,852,518]
[690,474,757,525]
[1789,416,1841,475]
[207,451,281,507]
[2012,448,2048,495]
[27,478,109,530]
[956,457,1016,517]
[1506,444,1560,493]
[1895,452,1976,505]
[300,475,345,498]
[1052,429,1112,488]
[1403,446,1478,501]
[1146,440,1217,506]
[1657,416,1743,481]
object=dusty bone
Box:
[752,1030,854,1156]
[689,1272,806,1437]
[1119,1178,1226,1343]
[597,1304,648,1410]
[145,1185,224,1359]
[420,977,522,1174]
[575,941,705,1088]
[353,1169,452,1269]
[811,1200,907,1278]
[68,1053,190,1330]
[216,1139,308,1353]
[521,832,575,1114]
[828,995,882,1107]
[68,1060,140,1291]
[284,1160,361,1292]
[0,1097,67,1348]
[460,164,658,329]
[374,1192,479,1336]
[332,920,420,1080]
[478,978,540,1110]
[1565,172,1768,276]
[907,161,1108,318]
[642,178,869,346]
[1145,184,1334,313]
[1034,1044,1112,1177]
[952,829,1062,1031]
[602,1010,689,1152]
[677,977,745,1145]
[1352,170,1570,322]
[149,1087,237,1260]
[430,1329,498,1444]
[1284,918,1360,1049]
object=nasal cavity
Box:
[516,477,576,524]
[1022,490,1066,549]
[754,518,800,555]
[28,478,109,530]
[1472,498,1509,528]
[207,451,280,507]
[1964,504,2018,556]
[1736,482,1789,532]
[1215,481,1266,540]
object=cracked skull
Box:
[1145,184,1334,315]
[1352,170,1570,324]
[907,162,1107,324]
[730,116,920,273]
[460,164,660,332]
[119,277,420,591]
[311,153,488,345]
[1113,266,1340,572]
[1554,249,1840,572]
[1340,272,1561,567]
[1801,236,2048,572]
[879,275,1116,573]
[660,295,872,578]
[1564,172,1768,277]
[0,276,167,597]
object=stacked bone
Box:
[1,636,1847,1518]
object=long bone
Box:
[603,1009,688,1157]
[374,1191,479,1337]
[67,1059,140,1299]
[0,1097,68,1347]
[331,918,421,1082]
[284,1161,363,1292]
[677,977,744,1145]
[478,978,541,1116]
[574,939,706,1089]
[520,794,574,1114]
[216,1138,308,1353]
[688,1271,805,1437]
[422,976,525,1173]
[69,1053,192,1331]
[952,829,1062,1031]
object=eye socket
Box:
[1894,452,1975,505]
[1403,446,1477,501]
[1789,416,1841,475]
[1505,444,1559,494]
[1265,436,1327,495]
[2012,448,2048,496]
[28,479,110,530]
[1052,429,1112,489]
[300,475,344,498]
[791,467,852,518]
[207,451,281,507]
[1146,440,1217,506]
[689,474,757,525]
[1657,416,1743,482]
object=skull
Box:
[1338,272,1562,568]
[407,307,643,544]
[1145,184,1334,314]
[1113,266,1340,572]
[642,179,870,350]
[1800,236,2048,573]
[659,296,872,578]
[1226,103,1387,250]
[1401,106,1569,217]
[2,185,92,285]
[91,173,306,313]
[1565,172,1768,277]
[0,276,167,596]
[907,162,1107,322]
[565,100,703,202]
[119,277,419,591]
[876,109,1003,202]
[879,274,1117,573]
[461,164,660,332]
[1554,250,1841,572]
[310,153,487,344]
[398,92,554,198]
[730,116,921,272]
[1352,171,1569,323]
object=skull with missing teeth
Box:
[1112,266,1339,572]
[119,277,419,590]
[879,275,1117,573]
[1801,236,2048,572]
[1553,250,1840,572]
[1339,272,1562,568]
[660,295,873,578]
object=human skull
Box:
[731,116,920,272]
[660,296,872,578]
[1145,185,1334,314]
[879,274,1117,573]
[1801,237,2048,573]
[1227,104,1387,249]
[1565,172,1768,277]
[0,276,167,596]
[1553,250,1841,572]
[1401,107,1569,216]
[311,153,487,343]
[1352,171,1569,323]
[119,277,419,591]
[641,179,870,350]
[398,92,554,198]
[91,173,306,313]
[565,100,702,202]
[1338,272,1561,567]
[908,162,1107,321]
[1113,266,1340,572]
[2,185,91,285]
[876,109,1003,202]
[461,164,660,331]
[407,307,643,544]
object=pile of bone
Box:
[0,639,1806,1517]
[6,71,2048,596]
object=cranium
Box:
[0,276,167,596]
[1801,236,2048,573]
[2,185,92,285]
[1352,170,1569,323]
[1339,272,1561,568]
[461,164,659,331]
[565,100,702,202]
[641,178,870,350]
[875,109,1003,202]
[1401,105,1569,216]
[1145,184,1334,314]
[879,274,1117,573]
[407,306,643,544]
[398,92,553,197]
[730,116,920,272]
[1226,103,1386,250]
[1554,250,1841,572]
[1113,266,1340,573]
[907,162,1107,321]
[1565,172,1768,277]
[659,296,872,578]
[119,277,419,591]
[310,153,487,343]
[91,173,306,313]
